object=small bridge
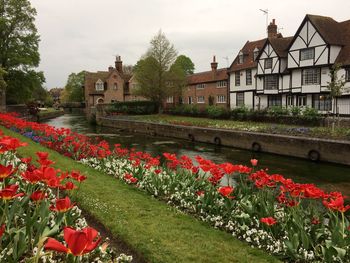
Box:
[60,102,85,113]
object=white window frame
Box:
[286,95,293,106]
[166,96,174,103]
[197,96,205,104]
[246,69,252,85]
[196,83,205,89]
[264,75,278,90]
[236,93,244,106]
[297,96,307,107]
[188,96,193,104]
[95,79,104,91]
[238,51,244,64]
[235,71,240,86]
[217,81,227,88]
[217,95,226,103]
[345,68,350,82]
[302,68,320,85]
[300,48,315,61]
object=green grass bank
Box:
[0,126,280,263]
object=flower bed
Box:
[0,129,131,262]
[0,112,349,262]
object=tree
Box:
[171,55,195,75]
[327,63,348,129]
[61,71,85,103]
[0,0,43,104]
[133,30,186,111]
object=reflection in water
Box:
[43,114,350,195]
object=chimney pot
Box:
[115,56,123,73]
[267,19,278,38]
[211,55,218,73]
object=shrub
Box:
[290,106,302,116]
[302,107,321,122]
[106,101,158,115]
[206,106,229,119]
[231,106,250,120]
[267,106,289,117]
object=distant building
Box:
[49,88,64,103]
[84,56,143,108]
[165,56,229,109]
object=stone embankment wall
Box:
[97,116,350,166]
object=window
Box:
[238,52,244,64]
[302,68,320,85]
[113,83,118,90]
[268,95,282,107]
[287,96,293,106]
[246,69,252,85]
[264,58,273,69]
[197,96,205,103]
[264,75,278,90]
[236,93,244,106]
[166,96,174,103]
[217,81,227,88]
[313,94,332,111]
[179,97,183,104]
[217,95,226,103]
[297,96,307,107]
[300,48,315,61]
[346,68,350,82]
[235,71,240,86]
[111,100,116,103]
[188,96,193,104]
[95,80,104,91]
[196,83,205,89]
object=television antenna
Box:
[259,9,269,34]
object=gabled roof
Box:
[187,68,228,84]
[229,38,267,72]
[268,37,293,57]
[85,70,132,83]
[335,20,350,66]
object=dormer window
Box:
[95,79,104,91]
[253,48,259,61]
[300,48,314,61]
[238,51,244,64]
[113,83,118,90]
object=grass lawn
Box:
[37,108,64,117]
[132,114,350,140]
[0,126,280,263]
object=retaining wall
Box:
[97,116,350,166]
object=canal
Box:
[44,114,350,195]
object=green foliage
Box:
[206,106,229,119]
[0,67,7,91]
[302,107,321,121]
[6,69,45,104]
[267,106,289,117]
[171,55,195,75]
[133,31,186,110]
[172,105,201,116]
[61,71,85,103]
[0,0,43,104]
[231,106,250,120]
[105,101,158,115]
[290,106,302,116]
[327,64,346,99]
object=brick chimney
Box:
[108,66,114,72]
[211,55,218,72]
[115,56,123,73]
[267,19,278,38]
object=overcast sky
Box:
[29,0,350,89]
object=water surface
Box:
[43,114,350,195]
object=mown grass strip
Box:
[1,126,280,263]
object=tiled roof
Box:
[229,38,267,72]
[269,37,293,57]
[187,68,228,84]
[85,70,132,82]
[307,15,345,45]
[335,20,350,66]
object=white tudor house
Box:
[229,15,350,115]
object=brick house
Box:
[165,56,229,109]
[84,56,143,108]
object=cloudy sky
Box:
[29,0,350,89]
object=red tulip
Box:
[60,181,77,190]
[50,196,75,212]
[218,186,234,198]
[70,171,87,182]
[250,159,258,167]
[0,224,5,239]
[260,217,277,226]
[44,226,101,256]
[36,151,49,160]
[0,185,24,200]
[311,217,320,225]
[20,157,32,164]
[0,164,14,180]
[30,190,47,202]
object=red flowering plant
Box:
[1,112,350,262]
[0,134,126,262]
